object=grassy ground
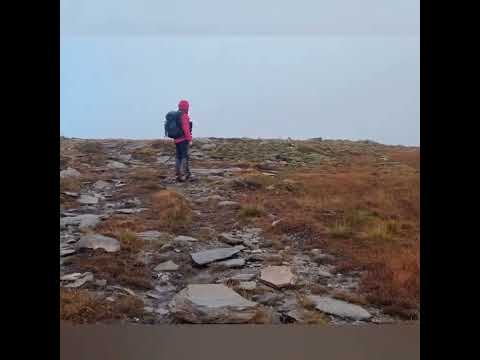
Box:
[233,147,420,318]
[61,137,420,321]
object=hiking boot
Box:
[176,175,186,183]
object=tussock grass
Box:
[60,177,82,193]
[239,204,265,219]
[60,288,144,324]
[132,146,157,162]
[328,220,353,238]
[150,190,192,231]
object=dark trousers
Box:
[175,140,190,177]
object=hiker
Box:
[164,99,192,182]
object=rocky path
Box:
[60,138,399,325]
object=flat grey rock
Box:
[78,194,99,205]
[117,154,132,162]
[93,180,110,190]
[277,296,299,312]
[216,258,246,268]
[116,208,146,214]
[307,296,372,321]
[285,310,303,323]
[110,286,137,297]
[218,201,240,208]
[77,234,121,252]
[147,285,177,300]
[60,167,81,178]
[64,272,94,288]
[229,273,256,281]
[174,235,198,243]
[194,198,209,204]
[219,233,244,245]
[95,279,107,286]
[136,231,166,241]
[318,269,333,278]
[62,191,79,197]
[154,260,180,272]
[61,211,79,217]
[156,307,170,316]
[169,284,259,323]
[60,273,83,281]
[201,143,217,150]
[60,214,101,230]
[208,195,225,201]
[107,161,127,169]
[145,292,164,300]
[226,167,244,173]
[60,248,76,257]
[191,247,241,265]
[260,266,296,289]
[154,285,177,294]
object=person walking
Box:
[164,99,192,182]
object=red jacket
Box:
[174,100,192,144]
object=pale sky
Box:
[60,1,419,145]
